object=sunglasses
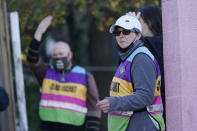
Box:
[112,29,132,36]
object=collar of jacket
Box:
[118,40,144,62]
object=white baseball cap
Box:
[109,15,142,33]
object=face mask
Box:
[52,57,70,73]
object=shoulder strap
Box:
[71,65,86,74]
[126,46,154,62]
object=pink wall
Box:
[162,0,197,130]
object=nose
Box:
[119,32,124,37]
[56,55,61,58]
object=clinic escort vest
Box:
[39,65,88,126]
[108,46,165,131]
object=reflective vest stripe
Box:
[108,113,131,118]
[109,111,134,117]
[40,100,88,114]
[41,93,86,107]
[109,104,163,116]
[147,104,163,112]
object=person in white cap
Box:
[97,15,165,131]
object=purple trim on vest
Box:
[41,93,86,107]
[115,56,161,83]
[153,59,161,76]
[149,111,163,115]
[114,61,132,83]
[153,95,162,105]
[46,69,87,87]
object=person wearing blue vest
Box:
[27,16,101,131]
[127,6,166,122]
[97,15,165,131]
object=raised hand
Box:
[34,16,53,41]
[126,11,141,20]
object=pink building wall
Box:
[162,0,197,130]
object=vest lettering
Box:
[110,81,120,92]
[50,83,77,93]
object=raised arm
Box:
[27,16,53,85]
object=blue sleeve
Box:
[107,53,157,112]
[0,87,9,111]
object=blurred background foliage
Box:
[8,0,160,64]
[7,0,160,130]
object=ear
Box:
[68,51,73,60]
[136,33,142,40]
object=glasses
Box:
[112,29,132,36]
